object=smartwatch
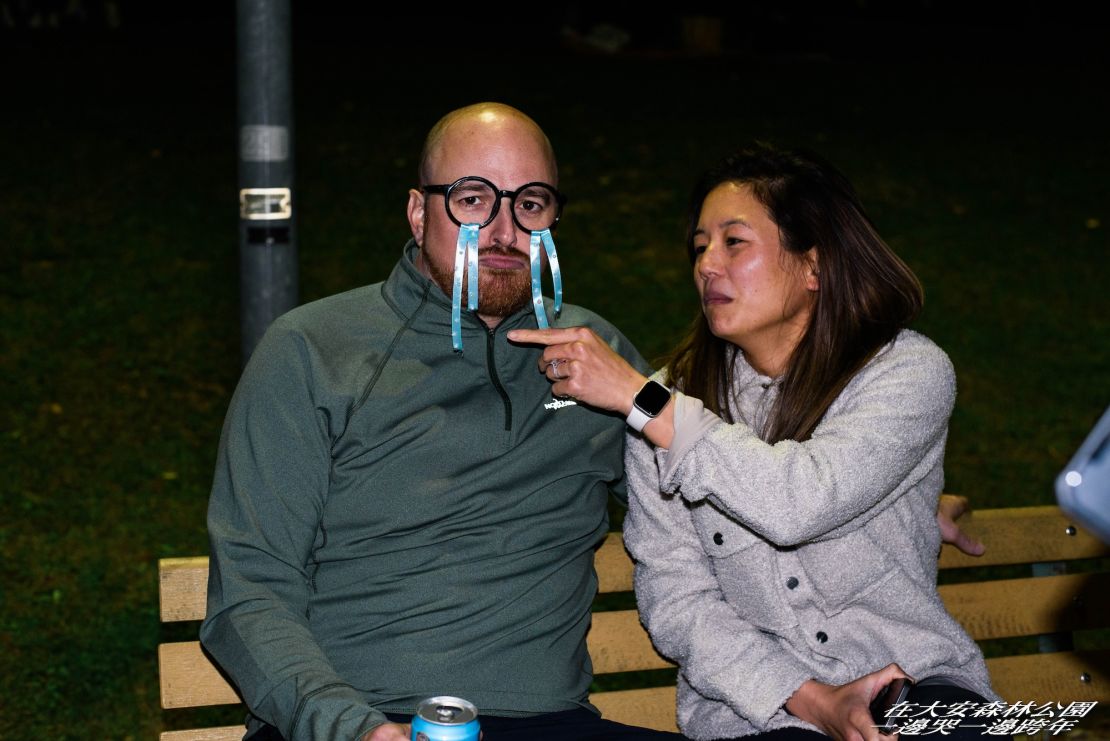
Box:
[626,380,672,432]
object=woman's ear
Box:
[804,247,820,292]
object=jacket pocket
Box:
[689,499,797,632]
[796,524,898,616]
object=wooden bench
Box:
[159,505,1110,739]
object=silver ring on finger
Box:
[548,358,564,379]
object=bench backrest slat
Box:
[160,557,209,623]
[160,727,245,741]
[940,572,1110,641]
[987,648,1110,703]
[159,641,240,709]
[595,533,633,592]
[588,610,674,674]
[592,687,677,733]
[936,505,1108,568]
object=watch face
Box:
[635,381,671,416]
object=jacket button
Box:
[713,532,724,546]
[816,631,828,643]
[786,577,799,590]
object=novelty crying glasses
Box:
[422,177,567,352]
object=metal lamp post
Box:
[237,0,297,365]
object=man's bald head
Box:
[407,103,562,326]
[418,102,558,187]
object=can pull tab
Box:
[435,705,460,722]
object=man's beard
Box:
[425,248,532,320]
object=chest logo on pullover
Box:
[544,398,578,411]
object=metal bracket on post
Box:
[239,188,292,220]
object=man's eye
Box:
[517,189,551,212]
[454,194,486,209]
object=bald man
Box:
[200,104,681,741]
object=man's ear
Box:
[407,188,425,245]
[804,247,819,292]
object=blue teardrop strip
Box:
[451,223,480,352]
[529,228,563,327]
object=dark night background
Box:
[2,1,1108,737]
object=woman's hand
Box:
[937,494,986,557]
[507,327,647,414]
[785,663,910,741]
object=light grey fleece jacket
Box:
[623,330,996,740]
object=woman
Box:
[509,145,998,741]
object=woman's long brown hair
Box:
[665,144,924,443]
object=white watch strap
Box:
[626,405,653,432]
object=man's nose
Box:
[485,196,518,247]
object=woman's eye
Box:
[692,244,708,255]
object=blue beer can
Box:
[411,696,480,741]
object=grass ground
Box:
[1,15,1108,739]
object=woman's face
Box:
[692,182,818,373]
